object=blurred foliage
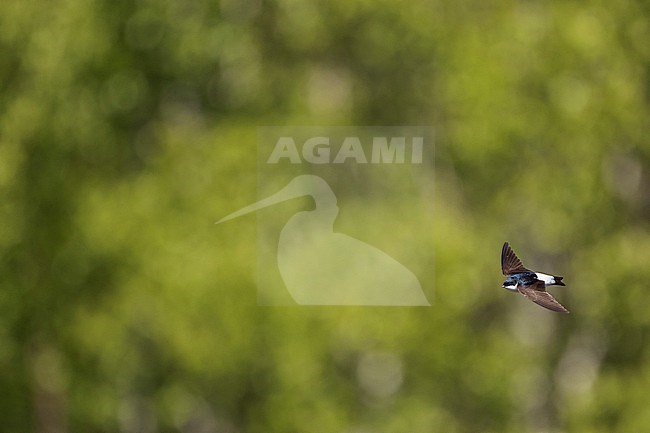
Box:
[1,0,650,432]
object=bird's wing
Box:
[501,242,531,275]
[517,281,569,313]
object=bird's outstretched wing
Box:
[517,281,569,313]
[501,242,531,275]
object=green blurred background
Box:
[2,1,650,432]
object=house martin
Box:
[501,242,569,313]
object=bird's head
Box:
[502,276,517,290]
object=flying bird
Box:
[501,242,569,313]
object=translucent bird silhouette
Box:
[217,175,429,305]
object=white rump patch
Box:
[535,272,556,286]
